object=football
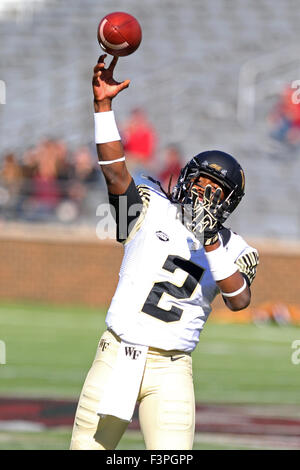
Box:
[97,12,142,57]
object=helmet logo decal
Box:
[209,163,222,171]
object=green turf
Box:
[1,301,299,403]
[0,301,300,450]
[0,429,270,450]
[194,322,300,404]
[0,302,104,398]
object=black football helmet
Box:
[172,150,245,222]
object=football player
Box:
[70,55,259,450]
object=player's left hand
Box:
[193,185,229,245]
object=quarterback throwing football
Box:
[70,55,259,450]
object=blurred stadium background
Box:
[1,0,300,450]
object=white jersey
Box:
[106,185,258,353]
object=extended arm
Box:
[92,54,132,195]
[92,55,144,242]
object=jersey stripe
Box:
[235,251,259,285]
[123,185,151,245]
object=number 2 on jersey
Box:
[141,255,205,323]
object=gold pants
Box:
[70,330,195,450]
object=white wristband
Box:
[94,111,121,144]
[221,279,247,297]
[98,156,125,165]
[205,244,238,281]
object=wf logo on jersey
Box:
[99,339,110,352]
[125,347,142,360]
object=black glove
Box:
[192,185,230,245]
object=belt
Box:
[107,328,190,358]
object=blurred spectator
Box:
[252,302,291,326]
[1,153,23,194]
[272,303,291,325]
[25,151,61,221]
[0,138,106,223]
[122,108,157,181]
[0,153,24,217]
[70,146,98,184]
[21,146,39,180]
[269,84,300,145]
[54,139,71,182]
[159,144,183,192]
[68,146,98,207]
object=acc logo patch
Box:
[209,163,222,171]
[156,231,169,242]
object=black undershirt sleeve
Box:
[108,179,143,243]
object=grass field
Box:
[0,429,265,450]
[0,301,300,450]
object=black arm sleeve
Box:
[108,179,143,243]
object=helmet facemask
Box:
[181,178,228,240]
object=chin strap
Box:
[141,175,175,202]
